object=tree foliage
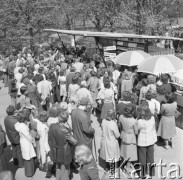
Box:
[0,0,183,52]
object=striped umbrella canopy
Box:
[138,55,183,75]
[113,50,151,66]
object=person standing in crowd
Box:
[47,106,59,127]
[15,68,24,89]
[14,111,36,177]
[66,66,76,92]
[18,86,31,109]
[9,78,18,107]
[121,68,133,93]
[77,81,93,106]
[49,69,61,104]
[156,85,167,105]
[26,79,42,110]
[116,91,135,117]
[0,124,8,172]
[33,66,44,85]
[145,90,160,116]
[58,70,67,102]
[161,74,172,94]
[71,97,95,150]
[75,145,100,180]
[72,58,83,73]
[68,76,80,101]
[147,75,156,92]
[37,74,52,110]
[98,80,116,120]
[119,104,138,174]
[158,93,177,149]
[4,105,24,168]
[138,79,149,105]
[87,71,100,114]
[136,105,157,179]
[48,111,77,180]
[100,109,120,178]
[7,55,16,94]
[36,111,51,177]
[2,54,9,87]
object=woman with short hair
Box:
[47,106,59,127]
[145,90,160,116]
[158,93,177,149]
[136,106,157,178]
[119,104,138,174]
[87,70,100,112]
[58,70,67,102]
[98,80,116,120]
[100,109,120,178]
[68,76,80,100]
[75,145,100,180]
[14,111,36,177]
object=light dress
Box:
[58,75,67,97]
[100,119,120,162]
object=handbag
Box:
[39,153,49,172]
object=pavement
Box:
[0,82,182,180]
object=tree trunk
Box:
[29,27,34,53]
[136,0,141,34]
[83,17,86,28]
[66,13,71,30]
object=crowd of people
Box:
[0,46,179,180]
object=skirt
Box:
[158,115,176,139]
[100,102,114,120]
[120,141,137,162]
[24,158,35,177]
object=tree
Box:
[0,0,57,51]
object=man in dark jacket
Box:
[48,111,77,179]
[4,105,24,167]
[71,97,95,150]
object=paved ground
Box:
[0,82,182,180]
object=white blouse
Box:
[15,122,36,160]
[137,116,157,147]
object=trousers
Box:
[56,163,70,180]
[137,145,155,177]
[12,144,24,168]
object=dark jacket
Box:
[4,115,20,144]
[79,159,100,180]
[33,73,43,85]
[71,108,94,150]
[48,123,77,164]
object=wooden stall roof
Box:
[45,29,183,41]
